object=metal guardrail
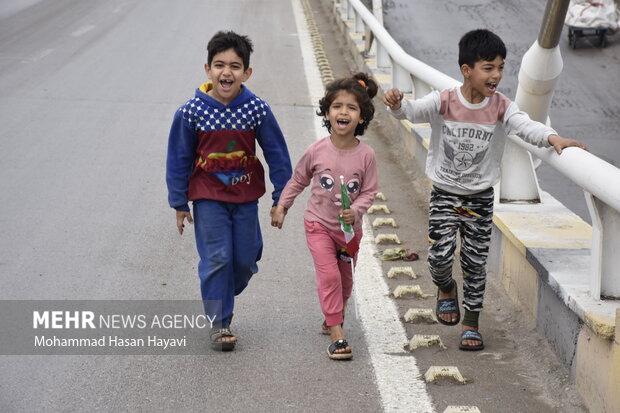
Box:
[334,0,620,299]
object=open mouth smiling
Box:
[220,79,234,90]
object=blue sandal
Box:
[436,281,460,326]
[459,329,484,351]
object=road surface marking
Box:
[372,217,398,228]
[71,25,95,37]
[21,48,54,63]
[368,204,391,214]
[375,233,402,245]
[408,334,446,350]
[393,284,432,299]
[386,266,416,279]
[424,366,467,384]
[404,309,438,324]
[443,406,481,413]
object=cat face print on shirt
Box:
[318,169,360,206]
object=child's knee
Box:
[199,247,230,278]
[315,267,342,290]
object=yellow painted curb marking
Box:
[368,204,391,214]
[393,285,433,299]
[584,312,615,341]
[424,366,467,384]
[372,217,398,228]
[404,309,438,324]
[387,266,416,279]
[443,407,481,413]
[408,334,445,350]
[375,234,401,245]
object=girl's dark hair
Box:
[458,29,506,68]
[317,72,378,136]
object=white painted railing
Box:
[334,0,620,299]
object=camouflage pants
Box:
[427,186,494,312]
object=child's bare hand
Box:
[383,88,404,110]
[176,210,193,235]
[339,208,356,225]
[548,134,588,154]
[270,205,287,229]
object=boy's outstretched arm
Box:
[176,210,193,235]
[383,88,404,110]
[547,134,588,154]
[270,205,287,229]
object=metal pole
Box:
[538,0,571,48]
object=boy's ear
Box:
[243,66,253,82]
[460,63,472,79]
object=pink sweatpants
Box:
[304,220,361,327]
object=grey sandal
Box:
[210,327,236,351]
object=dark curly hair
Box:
[317,72,378,136]
[207,31,254,70]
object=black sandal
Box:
[459,329,484,351]
[436,281,460,326]
[327,339,352,360]
[210,327,236,351]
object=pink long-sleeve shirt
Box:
[278,136,379,233]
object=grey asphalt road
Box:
[382,0,620,223]
[0,0,382,411]
[0,0,594,412]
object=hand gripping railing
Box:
[334,0,620,299]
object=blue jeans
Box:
[193,199,263,327]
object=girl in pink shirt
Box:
[271,73,379,360]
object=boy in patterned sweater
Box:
[383,29,586,351]
[166,31,292,351]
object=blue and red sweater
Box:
[166,82,292,211]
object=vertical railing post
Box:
[376,42,390,68]
[364,27,373,58]
[347,1,354,20]
[585,193,620,299]
[392,61,412,93]
[355,11,364,33]
[412,78,431,100]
